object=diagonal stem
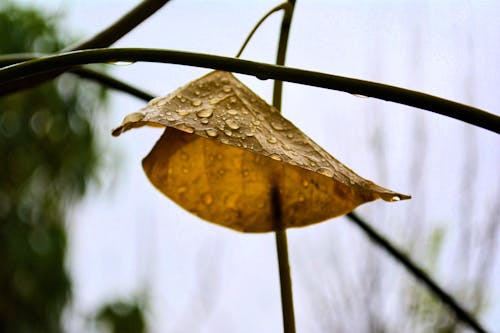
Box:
[0,0,170,95]
[347,212,487,333]
[236,3,289,58]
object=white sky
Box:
[13,1,500,332]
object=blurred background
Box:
[1,0,499,332]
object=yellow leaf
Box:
[113,71,410,232]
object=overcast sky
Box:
[13,1,500,332]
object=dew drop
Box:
[271,121,284,130]
[302,180,309,188]
[182,168,189,174]
[195,91,200,96]
[252,120,261,126]
[177,124,194,133]
[124,112,144,123]
[223,85,231,93]
[298,196,305,202]
[192,99,202,107]
[227,109,238,115]
[224,129,233,137]
[209,98,218,105]
[390,196,401,202]
[157,99,168,107]
[200,118,209,124]
[196,109,213,118]
[270,154,281,161]
[176,109,189,116]
[206,129,218,137]
[225,119,240,130]
[287,133,293,139]
[267,137,278,144]
[317,167,334,177]
[230,97,237,103]
[177,186,187,194]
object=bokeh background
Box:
[2,0,499,332]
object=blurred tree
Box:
[0,2,107,332]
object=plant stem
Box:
[272,188,296,333]
[347,212,487,333]
[236,3,289,58]
[1,0,171,96]
[1,48,497,134]
[272,1,297,332]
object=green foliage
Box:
[0,3,107,332]
[96,301,147,333]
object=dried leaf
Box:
[113,71,410,232]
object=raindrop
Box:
[242,170,249,177]
[252,120,261,126]
[302,180,309,188]
[267,137,277,144]
[176,109,189,116]
[182,168,189,174]
[298,196,305,202]
[209,98,218,105]
[230,97,237,103]
[196,109,213,118]
[225,119,240,130]
[270,154,281,161]
[177,124,194,133]
[124,112,144,122]
[317,167,334,177]
[206,129,218,137]
[223,85,231,93]
[177,186,187,194]
[352,94,369,98]
[195,91,200,96]
[227,109,238,115]
[109,61,135,66]
[271,121,284,130]
[287,133,293,139]
[200,118,209,124]
[157,99,168,107]
[390,196,401,202]
[192,99,202,107]
[224,129,233,137]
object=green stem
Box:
[347,212,487,333]
[272,1,297,333]
[1,48,497,134]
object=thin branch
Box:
[346,212,488,333]
[272,1,297,333]
[65,0,170,51]
[1,0,170,95]
[71,68,155,101]
[235,3,289,58]
[0,48,498,134]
